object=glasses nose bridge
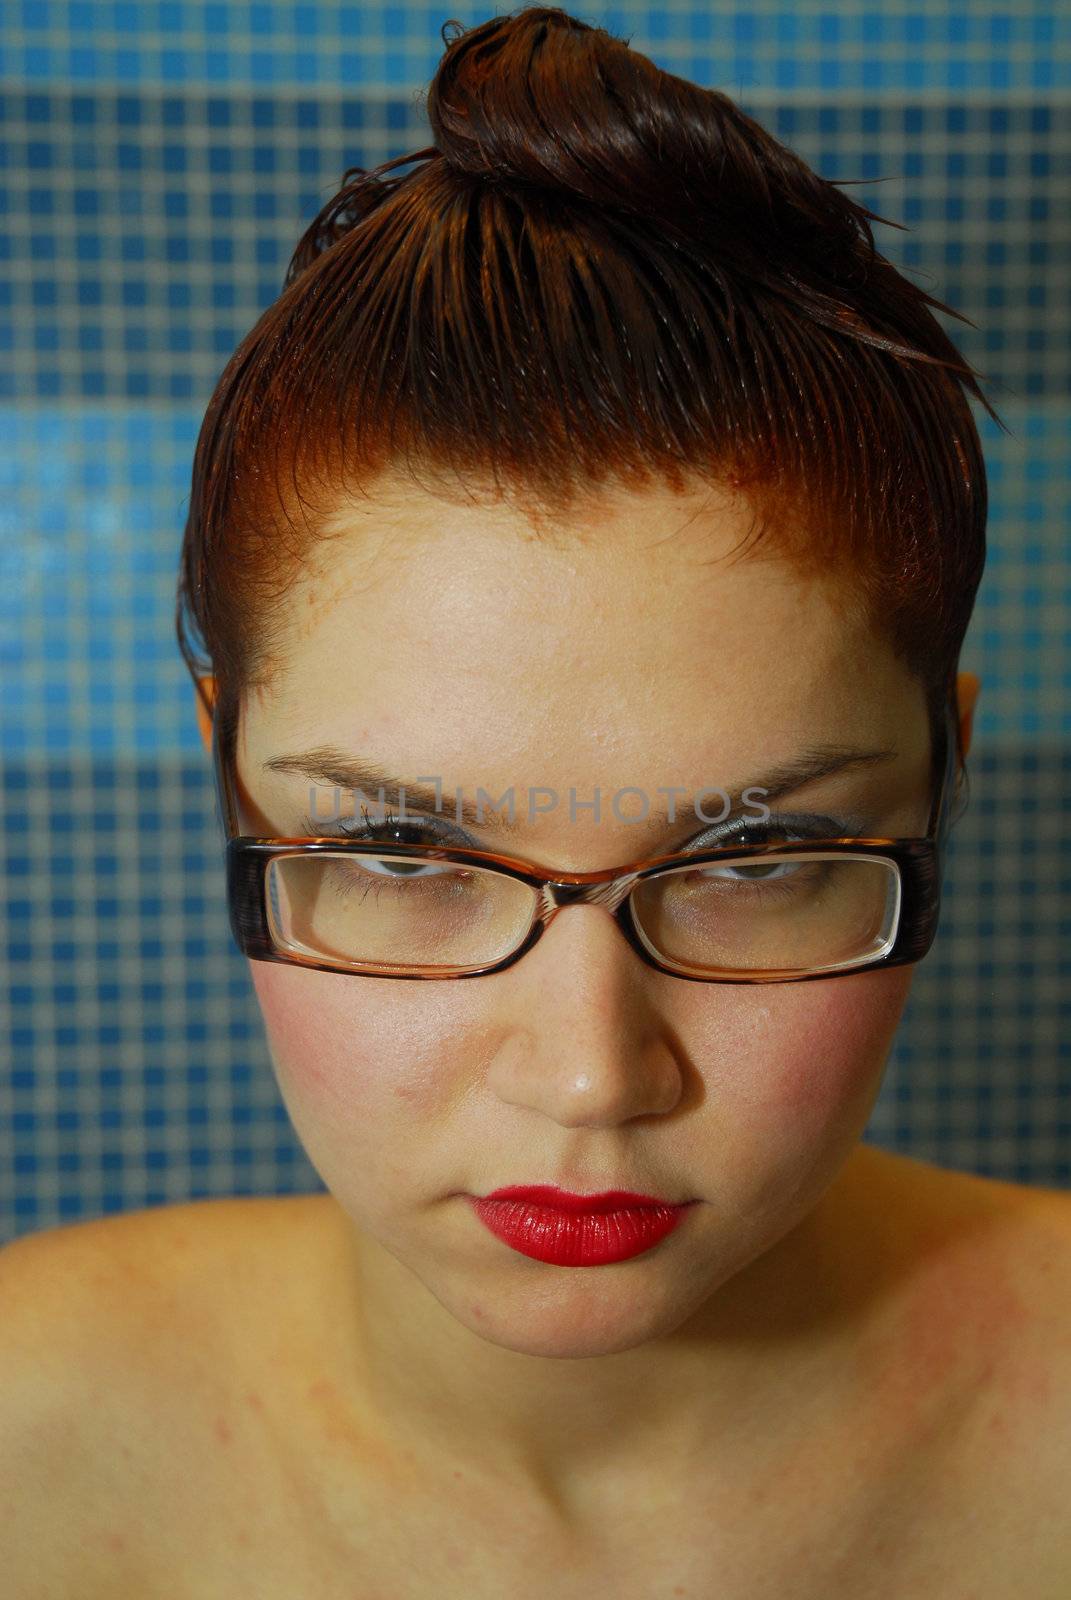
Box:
[540,873,638,919]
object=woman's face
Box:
[231,471,936,1359]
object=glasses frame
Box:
[212,698,962,985]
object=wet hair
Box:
[177,3,1003,794]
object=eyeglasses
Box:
[212,701,962,985]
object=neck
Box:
[318,1144,904,1524]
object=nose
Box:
[482,902,686,1128]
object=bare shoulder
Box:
[858,1141,1071,1289]
[855,1147,1071,1550]
[0,1193,331,1596]
[0,1192,324,1357]
[854,1142,1071,1353]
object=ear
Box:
[955,670,981,764]
[194,676,217,754]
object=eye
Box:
[303,808,470,847]
[345,854,456,881]
[690,811,864,853]
[303,810,474,882]
[681,811,864,885]
[698,856,804,882]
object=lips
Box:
[469,1184,696,1266]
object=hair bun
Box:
[427,7,710,228]
[426,5,868,273]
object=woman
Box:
[5,6,1070,1595]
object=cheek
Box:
[250,963,340,1097]
[248,961,458,1124]
[694,967,914,1205]
[754,966,914,1123]
[248,961,488,1214]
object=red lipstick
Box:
[469,1185,696,1267]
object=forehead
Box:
[243,469,918,779]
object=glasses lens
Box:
[265,852,538,973]
[629,852,901,976]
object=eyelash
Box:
[298,809,870,851]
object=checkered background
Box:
[2,2,1069,1241]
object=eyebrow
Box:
[263,742,900,839]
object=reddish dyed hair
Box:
[177,4,1004,792]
